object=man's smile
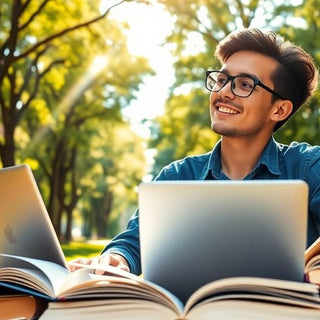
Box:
[215,101,241,115]
[217,106,239,114]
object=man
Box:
[69,28,320,275]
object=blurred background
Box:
[1,0,319,243]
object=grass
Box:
[61,240,108,261]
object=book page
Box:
[0,267,54,296]
[305,269,320,285]
[57,266,184,314]
[67,262,142,281]
[304,239,320,284]
[0,254,69,297]
[65,262,184,313]
[305,236,320,265]
[42,299,178,320]
[184,277,320,313]
[198,293,320,309]
[187,299,320,320]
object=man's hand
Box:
[68,253,130,275]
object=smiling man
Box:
[70,28,320,276]
[206,50,295,179]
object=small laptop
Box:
[0,164,67,268]
[138,180,308,303]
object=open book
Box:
[1,253,320,320]
[305,236,320,284]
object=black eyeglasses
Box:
[205,70,284,100]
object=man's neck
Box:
[220,135,271,180]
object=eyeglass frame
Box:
[205,70,285,100]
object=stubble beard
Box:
[211,122,262,138]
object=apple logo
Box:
[4,223,17,245]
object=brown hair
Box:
[215,28,319,131]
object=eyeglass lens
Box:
[206,71,255,98]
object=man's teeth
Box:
[218,106,238,114]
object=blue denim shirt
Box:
[103,137,320,275]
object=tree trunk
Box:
[96,192,113,238]
[0,104,16,167]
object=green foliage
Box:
[272,0,320,145]
[1,0,153,240]
[150,0,320,176]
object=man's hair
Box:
[215,28,319,131]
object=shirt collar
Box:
[257,136,281,176]
[203,136,281,180]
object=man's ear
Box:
[271,100,293,123]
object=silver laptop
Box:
[0,164,66,268]
[139,180,308,303]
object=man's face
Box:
[209,50,279,138]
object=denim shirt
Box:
[103,137,320,275]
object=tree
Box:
[79,122,147,238]
[1,0,154,241]
[0,0,127,167]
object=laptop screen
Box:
[139,180,308,304]
[0,165,66,268]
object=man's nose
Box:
[218,80,235,99]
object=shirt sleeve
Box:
[305,147,320,247]
[101,208,141,275]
